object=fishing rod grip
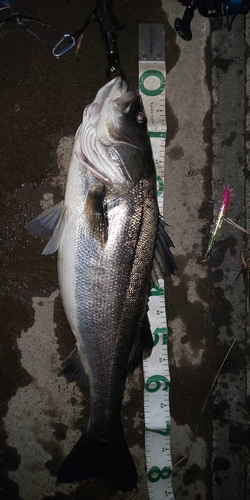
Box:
[96,0,125,79]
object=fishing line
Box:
[224,216,250,234]
[132,310,248,500]
[170,313,249,471]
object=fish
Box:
[25,76,177,492]
[204,185,231,259]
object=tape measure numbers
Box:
[139,24,174,500]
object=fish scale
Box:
[59,156,158,440]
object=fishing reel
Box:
[175,0,250,40]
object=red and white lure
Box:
[204,185,231,259]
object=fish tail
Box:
[57,431,138,492]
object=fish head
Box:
[80,77,155,190]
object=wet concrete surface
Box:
[1,1,250,499]
[164,4,250,500]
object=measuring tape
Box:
[139,24,174,500]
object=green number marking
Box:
[151,284,164,296]
[162,331,167,345]
[147,465,172,483]
[152,327,167,346]
[152,330,159,346]
[165,421,171,434]
[149,131,166,138]
[139,70,166,96]
[157,176,164,196]
[146,421,171,436]
[145,374,170,392]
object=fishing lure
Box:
[204,185,231,259]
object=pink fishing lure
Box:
[204,185,231,258]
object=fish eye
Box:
[135,111,147,124]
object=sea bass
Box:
[26,76,176,492]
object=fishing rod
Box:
[175,0,250,41]
[52,0,125,80]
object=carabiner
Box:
[52,33,76,58]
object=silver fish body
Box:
[26,77,176,492]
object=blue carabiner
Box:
[52,34,76,58]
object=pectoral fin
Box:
[84,188,108,246]
[25,201,64,238]
[25,201,67,255]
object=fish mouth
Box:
[114,90,138,113]
[88,77,129,126]
[79,77,142,190]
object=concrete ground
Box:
[1,1,250,499]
